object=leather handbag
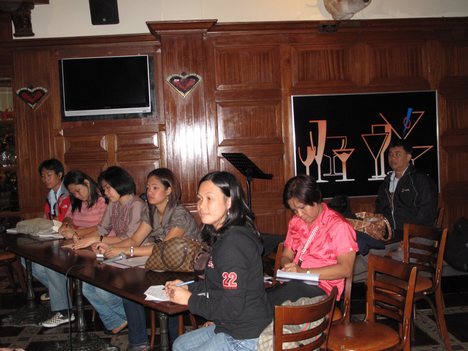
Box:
[346,212,393,242]
[145,237,206,272]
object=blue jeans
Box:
[29,261,71,312]
[123,299,148,347]
[82,282,126,331]
[173,325,258,351]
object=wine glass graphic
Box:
[362,124,392,181]
[297,132,315,176]
[308,120,328,183]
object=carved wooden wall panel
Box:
[367,42,429,88]
[62,134,109,179]
[213,45,281,90]
[216,101,282,146]
[7,18,468,233]
[13,48,58,217]
[291,44,358,89]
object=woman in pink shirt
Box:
[267,175,358,308]
[59,169,128,335]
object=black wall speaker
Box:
[89,0,119,25]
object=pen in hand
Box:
[164,280,195,290]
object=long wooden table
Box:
[3,232,194,351]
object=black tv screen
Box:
[60,55,153,119]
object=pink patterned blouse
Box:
[284,203,358,299]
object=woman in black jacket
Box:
[165,171,272,351]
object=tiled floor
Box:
[1,262,467,351]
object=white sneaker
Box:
[41,312,75,328]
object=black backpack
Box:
[444,217,468,272]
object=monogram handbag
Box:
[145,237,207,272]
[346,212,393,242]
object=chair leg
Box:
[178,314,184,335]
[11,258,27,293]
[189,313,198,330]
[150,310,156,350]
[433,288,452,351]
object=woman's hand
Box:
[167,286,192,305]
[102,245,124,258]
[60,228,76,240]
[282,262,300,273]
[72,236,99,250]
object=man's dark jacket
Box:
[375,163,438,233]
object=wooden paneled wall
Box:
[7,18,468,233]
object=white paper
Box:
[103,256,148,268]
[276,269,320,285]
[144,285,169,301]
[6,228,18,234]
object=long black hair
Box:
[64,170,102,213]
[198,171,258,243]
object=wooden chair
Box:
[0,250,27,293]
[273,242,352,323]
[400,223,452,351]
[274,286,337,350]
[328,254,418,351]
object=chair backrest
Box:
[273,242,284,283]
[402,223,448,291]
[274,286,337,351]
[435,207,445,228]
[366,255,418,348]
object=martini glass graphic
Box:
[362,124,392,181]
[323,136,347,177]
[332,148,355,182]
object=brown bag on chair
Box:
[145,237,205,272]
[346,212,393,242]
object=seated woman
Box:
[72,166,146,336]
[267,174,358,308]
[165,171,272,351]
[57,169,131,334]
[97,168,199,351]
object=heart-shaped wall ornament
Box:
[166,72,202,97]
[16,86,48,109]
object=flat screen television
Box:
[60,55,153,119]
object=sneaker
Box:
[41,312,75,328]
[40,292,50,301]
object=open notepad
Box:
[144,285,169,301]
[276,269,320,285]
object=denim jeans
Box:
[173,325,258,351]
[123,299,148,347]
[29,261,71,312]
[82,282,126,331]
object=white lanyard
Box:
[298,224,319,267]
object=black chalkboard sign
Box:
[292,91,438,198]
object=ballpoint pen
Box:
[175,280,195,287]
[164,280,195,290]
